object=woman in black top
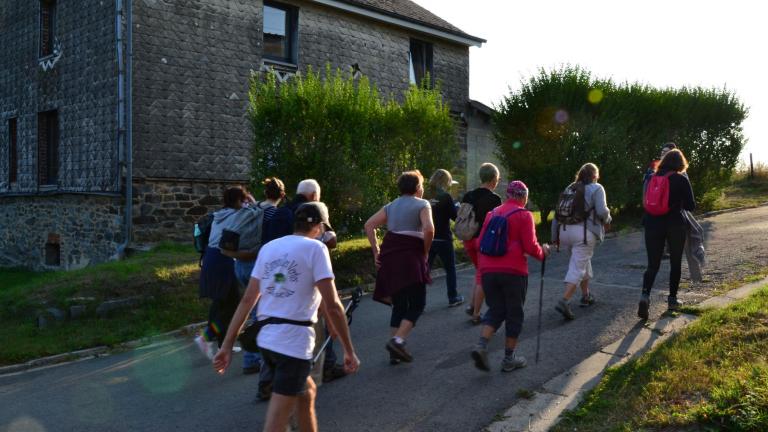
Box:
[426,169,462,306]
[638,149,696,319]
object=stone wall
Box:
[131,178,244,243]
[0,0,119,193]
[0,194,123,270]
[465,110,507,195]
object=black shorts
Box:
[260,348,312,396]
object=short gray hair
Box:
[296,179,321,197]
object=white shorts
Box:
[558,224,598,285]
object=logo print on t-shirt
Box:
[266,272,294,298]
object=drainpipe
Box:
[116,0,133,258]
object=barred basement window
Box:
[40,0,56,58]
[38,110,59,186]
[409,38,433,87]
[263,1,298,65]
[8,118,17,184]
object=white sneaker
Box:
[232,346,242,354]
[194,335,215,360]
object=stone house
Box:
[0,0,489,270]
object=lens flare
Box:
[512,141,522,150]
[588,89,604,104]
[133,343,192,394]
[554,110,569,125]
[7,416,47,432]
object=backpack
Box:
[454,196,479,241]
[479,208,527,256]
[555,182,588,225]
[220,202,268,253]
[193,213,214,254]
[644,172,674,216]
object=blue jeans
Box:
[235,260,262,369]
[428,239,458,302]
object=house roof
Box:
[311,0,486,46]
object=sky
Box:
[413,0,767,166]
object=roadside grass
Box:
[552,285,768,432]
[702,164,768,212]
[0,236,468,365]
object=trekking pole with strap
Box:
[312,287,363,365]
[535,256,546,364]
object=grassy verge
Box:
[0,236,468,365]
[701,164,768,212]
[553,285,768,432]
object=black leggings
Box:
[390,284,427,328]
[642,225,686,298]
[206,285,241,347]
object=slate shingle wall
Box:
[132,0,262,182]
[131,0,471,181]
[0,0,119,193]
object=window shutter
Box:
[38,113,49,185]
[40,0,55,57]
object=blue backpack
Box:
[479,208,528,256]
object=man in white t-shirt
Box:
[213,202,360,432]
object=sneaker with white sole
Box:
[501,355,527,372]
[579,293,595,307]
[194,335,215,360]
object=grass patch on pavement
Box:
[552,284,768,432]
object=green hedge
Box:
[249,66,457,233]
[493,66,747,223]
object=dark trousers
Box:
[481,272,528,338]
[642,225,686,298]
[204,285,240,347]
[428,239,458,301]
[390,284,427,328]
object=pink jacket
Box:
[477,200,545,276]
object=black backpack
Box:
[193,213,214,262]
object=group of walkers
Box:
[199,143,698,431]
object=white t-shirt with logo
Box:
[250,234,334,360]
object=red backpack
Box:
[644,172,674,215]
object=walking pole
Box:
[535,256,546,364]
[312,288,363,365]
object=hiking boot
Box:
[638,294,650,320]
[449,295,466,307]
[470,315,482,326]
[501,355,527,372]
[254,381,272,402]
[323,363,348,383]
[242,364,261,375]
[668,296,683,311]
[471,346,490,372]
[386,338,413,362]
[579,293,596,307]
[555,299,576,320]
[389,351,401,365]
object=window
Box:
[40,0,56,58]
[409,39,433,86]
[8,118,17,184]
[38,110,59,186]
[263,2,298,65]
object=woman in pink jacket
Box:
[470,180,550,372]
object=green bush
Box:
[494,66,747,225]
[249,66,457,233]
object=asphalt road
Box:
[2,206,767,432]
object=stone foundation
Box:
[0,194,124,270]
[131,178,245,243]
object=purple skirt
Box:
[373,232,432,305]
